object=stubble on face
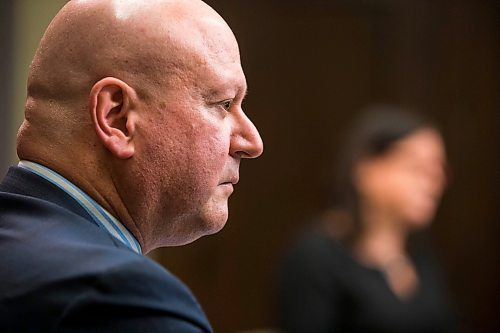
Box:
[129,8,248,247]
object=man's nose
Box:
[230,110,264,159]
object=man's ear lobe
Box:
[90,77,138,159]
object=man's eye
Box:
[221,100,232,111]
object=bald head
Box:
[25,0,235,107]
[15,0,263,251]
[18,0,238,158]
[16,0,243,203]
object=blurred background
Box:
[1,0,498,332]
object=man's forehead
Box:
[192,71,245,104]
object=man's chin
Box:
[203,210,229,234]
[190,204,229,234]
[153,208,228,248]
[177,217,228,246]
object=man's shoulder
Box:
[0,180,211,332]
[0,188,127,268]
[0,186,189,298]
[0,241,210,332]
[0,201,211,332]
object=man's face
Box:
[133,25,263,246]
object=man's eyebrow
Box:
[202,84,248,101]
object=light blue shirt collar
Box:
[18,160,142,254]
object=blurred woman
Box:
[278,107,457,333]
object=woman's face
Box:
[355,128,447,230]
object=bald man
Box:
[0,0,263,331]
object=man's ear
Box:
[89,77,138,159]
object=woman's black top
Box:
[278,228,457,333]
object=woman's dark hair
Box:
[324,105,438,243]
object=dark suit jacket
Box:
[0,166,212,332]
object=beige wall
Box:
[11,0,67,162]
